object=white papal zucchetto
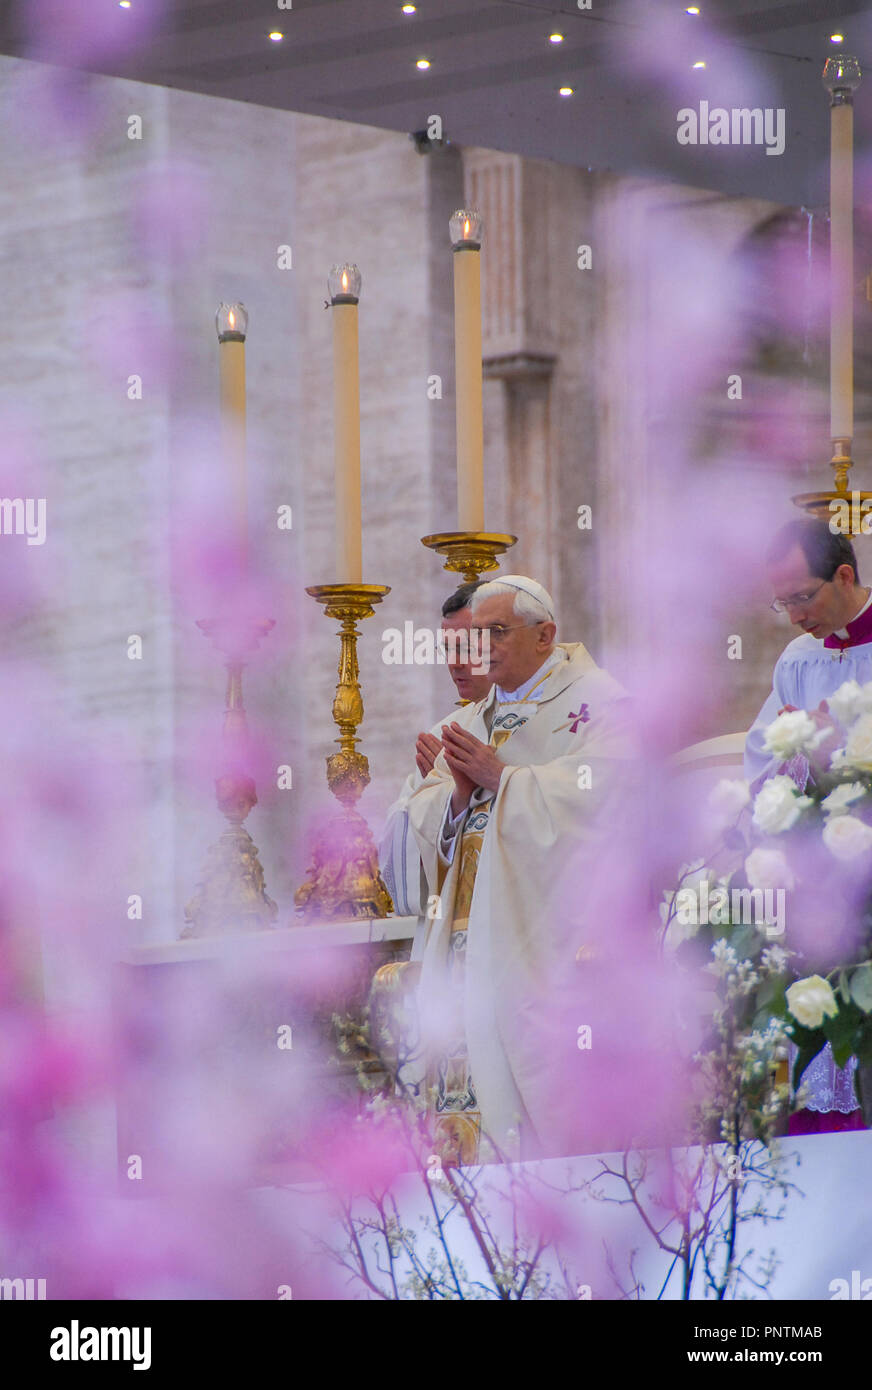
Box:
[474,574,555,620]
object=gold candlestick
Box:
[421,530,517,582]
[183,616,277,938]
[295,583,393,921]
[794,54,865,534]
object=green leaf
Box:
[823,999,863,1069]
[788,1019,824,1051]
[756,977,777,1008]
[849,964,872,1013]
[756,975,789,1015]
[728,924,760,963]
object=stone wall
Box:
[1,54,862,959]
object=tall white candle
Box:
[830,99,853,441]
[329,265,363,583]
[450,210,485,533]
[823,55,862,445]
[216,301,248,565]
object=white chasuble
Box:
[428,706,531,1166]
[406,642,635,1161]
[378,711,452,927]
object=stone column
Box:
[463,150,558,594]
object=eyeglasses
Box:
[476,621,544,643]
[770,580,830,614]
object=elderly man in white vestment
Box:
[403,576,635,1164]
[379,580,492,921]
[745,519,868,1134]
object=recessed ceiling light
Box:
[692,60,706,69]
[269,31,283,42]
[402,3,417,12]
[417,58,431,69]
[119,1,131,7]
[550,33,564,44]
[559,86,573,97]
[831,33,844,43]
[686,6,700,13]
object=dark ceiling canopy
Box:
[4,0,870,206]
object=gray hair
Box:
[468,579,555,627]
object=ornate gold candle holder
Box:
[794,60,865,535]
[793,440,872,536]
[420,530,517,582]
[295,583,394,921]
[183,615,278,939]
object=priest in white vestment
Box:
[745,519,869,1132]
[404,576,635,1162]
[379,580,492,922]
[746,520,872,787]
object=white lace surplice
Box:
[744,635,872,785]
[791,1041,859,1113]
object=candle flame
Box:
[463,219,470,238]
[228,309,236,329]
[341,270,348,292]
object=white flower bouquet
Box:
[662,677,872,1126]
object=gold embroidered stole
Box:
[446,717,515,927]
[430,672,555,1163]
[444,667,555,928]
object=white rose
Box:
[841,714,872,772]
[763,709,828,760]
[822,813,872,862]
[751,775,812,835]
[744,847,795,891]
[827,679,872,728]
[707,778,750,824]
[821,782,866,817]
[786,975,838,1029]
